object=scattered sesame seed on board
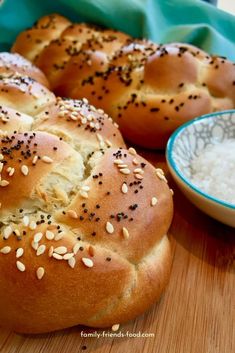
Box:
[106,221,114,234]
[112,324,120,332]
[151,197,158,206]
[36,267,45,280]
[0,246,11,254]
[82,257,94,268]
[16,261,25,272]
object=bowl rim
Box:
[166,109,235,211]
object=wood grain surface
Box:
[0,149,234,353]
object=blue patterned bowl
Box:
[166,110,235,227]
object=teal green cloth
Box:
[0,0,235,60]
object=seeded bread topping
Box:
[0,51,173,334]
[12,13,235,148]
[0,102,173,332]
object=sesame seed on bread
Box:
[0,52,50,88]
[0,82,173,333]
[12,13,235,148]
[0,42,173,333]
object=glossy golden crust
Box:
[0,233,171,333]
[0,106,33,133]
[0,52,49,87]
[0,99,173,333]
[12,14,235,148]
[0,53,56,116]
[0,74,56,116]
[11,14,71,62]
[36,97,125,152]
[0,41,173,333]
[0,131,73,212]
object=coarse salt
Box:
[190,140,235,205]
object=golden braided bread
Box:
[0,53,173,333]
[12,13,235,148]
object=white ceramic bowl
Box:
[166,110,235,227]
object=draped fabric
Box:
[0,0,234,60]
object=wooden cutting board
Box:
[0,149,234,353]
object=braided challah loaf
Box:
[0,53,173,333]
[12,14,235,148]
